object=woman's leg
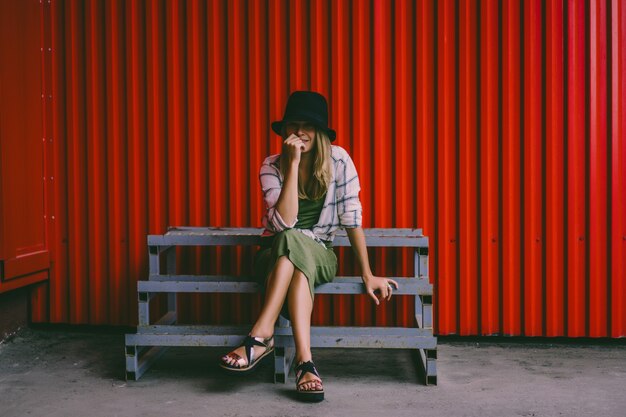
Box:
[222,255,294,366]
[250,255,295,336]
[287,270,322,391]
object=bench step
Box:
[149,227,428,247]
[139,275,432,295]
[127,226,435,384]
[127,325,436,349]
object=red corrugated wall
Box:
[27,0,625,337]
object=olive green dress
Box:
[253,193,338,320]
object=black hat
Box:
[271,91,336,141]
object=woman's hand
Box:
[362,275,399,306]
[282,134,305,165]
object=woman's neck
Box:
[299,152,314,171]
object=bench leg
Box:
[274,346,295,384]
[274,315,295,383]
[165,247,178,324]
[125,343,169,381]
[414,292,437,385]
[414,347,437,386]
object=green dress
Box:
[253,193,338,320]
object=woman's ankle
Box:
[295,353,313,364]
[249,324,273,339]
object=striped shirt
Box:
[259,145,363,247]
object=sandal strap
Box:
[295,360,321,386]
[242,335,272,366]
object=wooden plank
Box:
[148,227,428,247]
[138,276,432,295]
[137,324,434,338]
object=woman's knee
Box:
[288,269,310,292]
[267,256,295,282]
[274,254,296,270]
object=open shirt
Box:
[259,144,363,247]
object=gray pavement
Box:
[0,327,624,417]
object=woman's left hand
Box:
[362,275,399,305]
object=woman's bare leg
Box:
[222,255,294,367]
[250,255,295,336]
[287,270,322,391]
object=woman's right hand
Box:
[282,134,305,165]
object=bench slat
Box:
[129,325,437,349]
[148,227,427,247]
[138,276,432,295]
[164,226,424,237]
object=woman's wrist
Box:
[361,271,374,282]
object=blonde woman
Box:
[219,91,398,402]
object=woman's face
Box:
[284,121,316,153]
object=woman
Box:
[219,91,399,402]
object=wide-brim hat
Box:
[271,91,336,141]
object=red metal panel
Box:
[416,0,436,328]
[186,0,209,323]
[106,0,129,325]
[247,0,268,321]
[30,0,53,321]
[479,0,500,336]
[85,0,108,324]
[126,0,148,326]
[458,0,478,335]
[330,0,353,327]
[227,0,248,325]
[394,0,415,328]
[523,0,543,336]
[19,0,624,337]
[207,0,228,325]
[47,0,69,323]
[545,0,565,337]
[65,0,89,323]
[351,0,373,327]
[310,0,332,326]
[611,0,626,338]
[373,0,393,326]
[567,0,587,337]
[0,0,49,294]
[437,0,458,335]
[588,0,608,337]
[502,0,522,336]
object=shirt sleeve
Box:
[260,158,298,232]
[335,151,363,229]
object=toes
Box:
[300,380,322,391]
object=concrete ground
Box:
[0,327,624,417]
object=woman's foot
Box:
[295,360,324,402]
[296,362,323,391]
[220,334,274,372]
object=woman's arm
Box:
[274,160,299,225]
[266,135,303,228]
[345,227,399,306]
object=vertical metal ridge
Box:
[432,0,440,335]
[609,0,626,338]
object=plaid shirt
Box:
[260,145,363,247]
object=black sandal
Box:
[219,335,274,373]
[295,360,324,402]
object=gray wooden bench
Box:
[125,227,437,385]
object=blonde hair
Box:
[280,128,332,200]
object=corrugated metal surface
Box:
[0,0,50,293]
[27,0,625,337]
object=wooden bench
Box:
[124,227,437,385]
